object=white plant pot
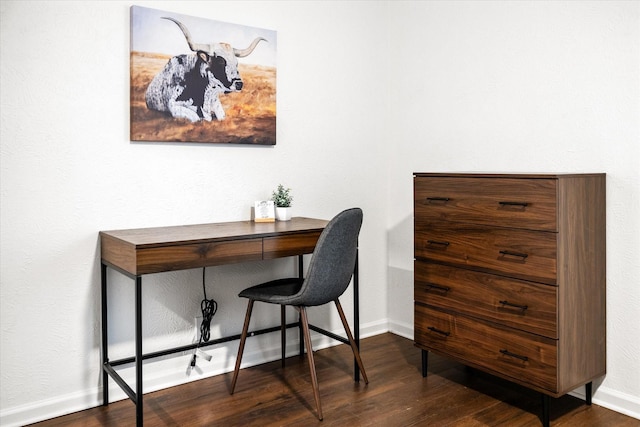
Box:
[275,207,292,221]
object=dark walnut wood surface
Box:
[413,173,606,397]
[100,217,328,276]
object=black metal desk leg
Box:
[298,255,304,357]
[135,276,143,426]
[280,305,286,367]
[353,249,360,382]
[586,381,593,405]
[101,263,109,406]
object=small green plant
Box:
[272,184,293,207]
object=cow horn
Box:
[234,37,267,58]
[162,17,212,53]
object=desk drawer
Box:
[263,231,322,259]
[415,221,557,284]
[415,262,557,338]
[414,177,557,231]
[415,304,558,392]
[136,239,263,274]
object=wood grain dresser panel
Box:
[415,303,558,392]
[415,221,557,284]
[415,262,558,338]
[414,176,558,231]
[413,172,605,400]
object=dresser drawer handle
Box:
[427,240,450,247]
[499,250,528,260]
[427,326,450,337]
[498,201,529,207]
[499,349,529,362]
[499,300,529,312]
[426,283,451,293]
[426,197,450,203]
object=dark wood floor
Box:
[31,333,637,427]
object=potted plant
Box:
[272,184,293,221]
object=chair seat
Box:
[238,277,304,304]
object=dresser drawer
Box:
[415,262,557,338]
[415,304,558,392]
[414,177,557,231]
[415,221,557,284]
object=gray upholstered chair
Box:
[230,208,368,420]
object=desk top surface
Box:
[100,217,328,248]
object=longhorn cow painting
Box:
[130,6,277,144]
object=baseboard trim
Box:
[585,386,640,420]
[387,319,413,340]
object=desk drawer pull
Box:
[427,326,451,337]
[500,349,529,362]
[499,300,529,312]
[427,240,450,247]
[499,250,529,260]
[499,201,529,207]
[426,283,451,293]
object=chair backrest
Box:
[292,208,363,306]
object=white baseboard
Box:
[2,320,638,426]
[585,386,640,420]
[387,319,413,340]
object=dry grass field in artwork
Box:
[130,51,276,144]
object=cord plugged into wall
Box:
[189,267,218,372]
[190,349,212,367]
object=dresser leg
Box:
[421,350,428,377]
[541,393,550,427]
[586,382,593,405]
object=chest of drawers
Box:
[413,173,606,424]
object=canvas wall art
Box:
[130,6,277,145]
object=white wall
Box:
[0,1,390,425]
[386,0,640,419]
[1,1,638,425]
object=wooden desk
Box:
[100,217,360,426]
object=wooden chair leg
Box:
[230,299,254,394]
[335,299,369,384]
[298,306,323,421]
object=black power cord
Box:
[191,268,217,367]
[199,298,217,342]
